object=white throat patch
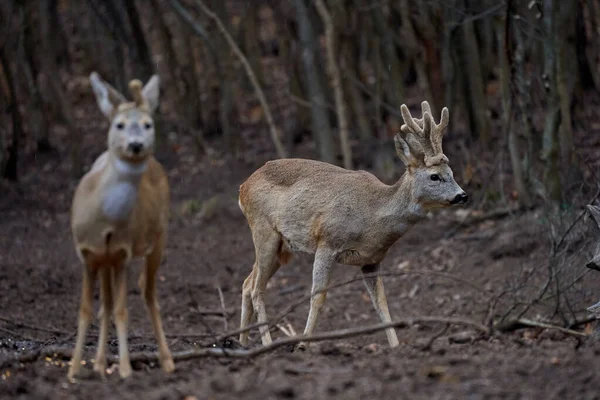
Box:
[101,158,147,221]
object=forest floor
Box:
[2,107,600,400]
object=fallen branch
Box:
[0,316,488,369]
[495,318,588,337]
[0,316,71,336]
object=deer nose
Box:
[451,192,469,205]
[128,142,143,155]
[587,260,600,271]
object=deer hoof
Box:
[294,342,308,352]
[162,358,175,373]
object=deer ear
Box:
[142,75,160,114]
[89,72,125,119]
[587,205,600,228]
[394,134,419,168]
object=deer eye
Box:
[116,122,125,130]
[430,174,440,181]
[144,122,152,130]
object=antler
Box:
[128,79,146,109]
[399,101,449,167]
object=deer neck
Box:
[99,153,148,221]
[383,172,425,230]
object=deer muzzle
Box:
[450,192,469,205]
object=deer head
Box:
[394,101,468,209]
[89,72,160,164]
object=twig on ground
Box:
[217,286,228,331]
[0,316,71,336]
[0,326,37,341]
[495,318,588,337]
[0,316,489,369]
[419,323,450,351]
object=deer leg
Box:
[94,267,113,377]
[112,262,132,378]
[239,267,256,346]
[68,263,97,381]
[297,248,334,350]
[250,229,281,346]
[141,237,175,373]
[361,263,399,348]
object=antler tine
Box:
[400,104,423,135]
[429,107,449,162]
[421,101,432,118]
[128,79,146,108]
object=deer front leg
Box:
[94,268,113,377]
[68,264,97,381]
[361,263,399,348]
[297,249,334,351]
[112,263,132,378]
[141,237,175,373]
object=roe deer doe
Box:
[68,72,174,380]
[238,101,468,349]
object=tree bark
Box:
[22,0,52,153]
[123,0,154,81]
[194,0,287,158]
[294,0,334,163]
[40,0,80,177]
[315,0,352,170]
[542,0,562,201]
[0,51,19,181]
[497,5,531,208]
[459,0,490,143]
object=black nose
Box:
[128,142,143,154]
[451,192,469,205]
[587,261,600,271]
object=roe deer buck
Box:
[67,72,174,380]
[238,101,468,349]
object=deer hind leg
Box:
[361,263,399,348]
[297,248,335,351]
[93,267,113,377]
[140,236,175,373]
[67,262,97,381]
[250,228,282,346]
[112,261,132,378]
[239,267,256,346]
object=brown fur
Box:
[67,72,174,381]
[237,102,467,349]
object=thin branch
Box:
[193,0,287,158]
[0,316,488,369]
[496,318,588,337]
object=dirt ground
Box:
[2,116,600,400]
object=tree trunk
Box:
[542,0,562,202]
[40,0,80,177]
[555,0,577,173]
[211,0,237,150]
[294,0,334,163]
[0,50,20,181]
[22,0,52,153]
[459,0,490,143]
[315,0,352,169]
[497,7,531,208]
[123,0,154,81]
